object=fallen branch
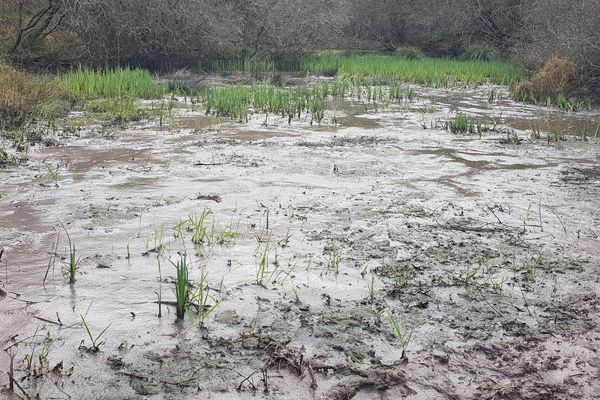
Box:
[193,162,225,166]
[33,315,62,326]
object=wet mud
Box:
[1,85,600,399]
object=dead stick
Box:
[10,373,31,400]
[552,305,581,321]
[517,280,532,316]
[8,353,14,392]
[236,367,262,391]
[546,205,567,234]
[43,231,60,284]
[486,206,504,225]
[476,287,502,316]
[53,382,71,399]
[33,315,62,326]
[538,199,543,232]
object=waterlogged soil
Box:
[1,84,600,400]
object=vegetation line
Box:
[303,55,526,87]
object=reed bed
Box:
[63,67,166,100]
[202,84,327,123]
[303,55,527,87]
[201,78,420,123]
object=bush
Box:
[0,62,68,128]
[394,46,424,60]
[0,146,10,167]
[513,58,578,103]
[166,69,206,95]
[463,44,498,61]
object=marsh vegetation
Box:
[1,1,599,399]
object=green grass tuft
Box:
[256,241,269,286]
[84,98,145,123]
[203,84,327,124]
[63,67,166,100]
[463,44,498,61]
[448,114,488,135]
[395,46,424,60]
[172,255,190,319]
[385,309,413,360]
[191,273,221,326]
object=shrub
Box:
[513,58,578,104]
[0,62,68,128]
[394,46,424,60]
[463,44,498,61]
[0,147,10,167]
[166,69,206,95]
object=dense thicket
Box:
[0,0,340,69]
[343,0,521,55]
[0,0,598,95]
[512,0,599,96]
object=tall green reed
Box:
[63,67,166,100]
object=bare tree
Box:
[228,0,343,61]
[342,0,522,55]
[0,0,65,54]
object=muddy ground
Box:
[1,82,600,399]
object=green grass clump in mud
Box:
[449,114,473,133]
[510,88,586,111]
[385,309,413,360]
[172,255,190,319]
[203,83,327,123]
[170,253,220,324]
[84,98,146,123]
[256,240,269,286]
[191,272,221,326]
[189,209,211,245]
[448,114,489,135]
[63,67,166,100]
[303,55,527,87]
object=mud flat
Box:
[1,84,599,399]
